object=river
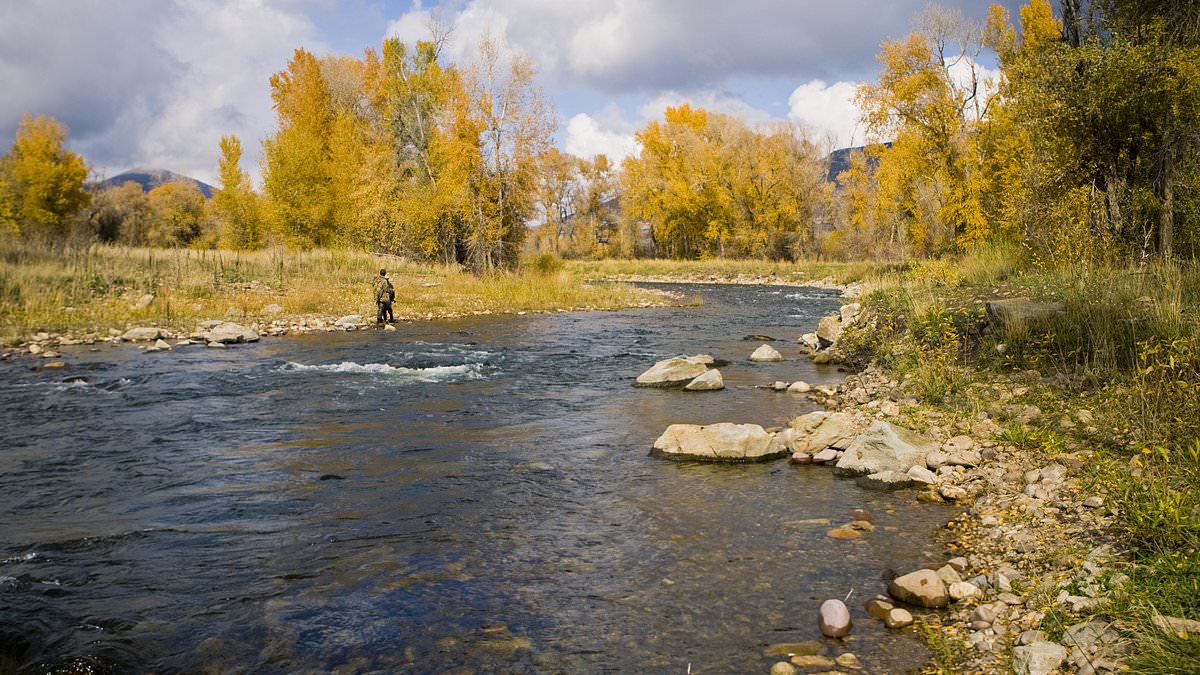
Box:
[0,283,951,674]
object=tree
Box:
[0,114,89,239]
[459,37,555,272]
[261,48,336,248]
[213,135,261,249]
[146,181,206,247]
[90,181,152,244]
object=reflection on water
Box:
[0,284,949,673]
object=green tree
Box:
[0,114,89,239]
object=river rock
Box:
[263,303,284,315]
[949,581,982,602]
[684,368,724,391]
[798,332,820,351]
[888,569,949,608]
[334,315,363,327]
[1013,642,1067,675]
[818,599,851,638]
[635,356,709,387]
[790,411,859,454]
[787,380,811,394]
[840,303,862,326]
[884,607,914,628]
[153,339,172,351]
[769,662,797,675]
[834,421,938,477]
[907,465,938,485]
[205,322,259,344]
[856,470,913,490]
[864,596,894,620]
[816,315,843,347]
[749,344,783,362]
[651,423,786,462]
[121,327,162,342]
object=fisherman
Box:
[374,268,394,324]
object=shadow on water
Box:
[0,284,951,673]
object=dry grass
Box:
[0,241,667,344]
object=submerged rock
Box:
[651,423,786,462]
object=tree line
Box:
[2,0,1196,267]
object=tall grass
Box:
[566,258,892,285]
[0,241,666,343]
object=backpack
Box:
[386,278,395,302]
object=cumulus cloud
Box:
[564,111,637,162]
[381,0,1018,93]
[787,80,864,149]
[0,0,322,185]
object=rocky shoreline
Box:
[634,296,1133,675]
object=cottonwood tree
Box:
[0,114,89,241]
[213,135,260,249]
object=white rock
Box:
[787,380,812,394]
[652,423,787,462]
[888,569,949,608]
[334,315,363,327]
[949,581,982,601]
[907,465,938,485]
[636,356,709,387]
[835,421,938,477]
[884,607,914,628]
[684,369,725,391]
[750,344,784,362]
[153,339,172,351]
[121,327,162,342]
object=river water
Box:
[0,283,951,674]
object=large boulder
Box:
[834,421,938,477]
[986,298,1065,327]
[816,315,844,347]
[888,569,949,608]
[789,411,860,455]
[635,356,710,387]
[205,321,260,344]
[121,327,162,342]
[684,368,724,391]
[652,423,787,462]
[749,344,784,362]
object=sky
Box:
[0,0,1022,186]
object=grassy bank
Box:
[840,247,1200,672]
[0,243,669,344]
[566,258,889,285]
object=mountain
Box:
[825,143,892,187]
[97,168,215,198]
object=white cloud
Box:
[946,55,1003,119]
[564,112,637,162]
[787,80,864,149]
[0,0,324,187]
[639,90,776,130]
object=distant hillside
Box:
[97,169,214,198]
[826,143,892,187]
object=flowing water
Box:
[0,283,952,674]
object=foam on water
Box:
[279,361,485,382]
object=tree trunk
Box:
[1061,0,1084,47]
[1158,134,1176,257]
[1105,168,1124,237]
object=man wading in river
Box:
[373,268,394,325]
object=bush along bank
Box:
[805,261,1200,675]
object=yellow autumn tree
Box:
[0,114,90,240]
[212,135,261,249]
[857,6,996,254]
[262,48,336,248]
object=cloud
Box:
[0,0,322,186]
[564,112,637,162]
[381,0,1018,94]
[787,80,864,149]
